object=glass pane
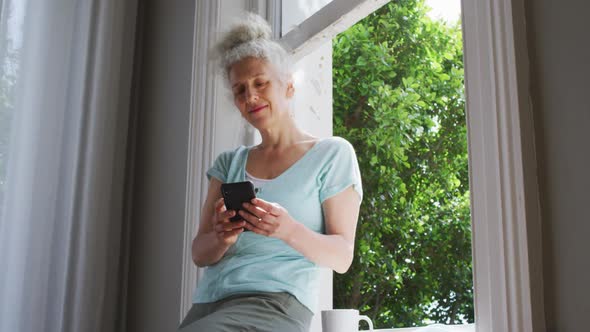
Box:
[332,0,474,328]
[281,0,334,34]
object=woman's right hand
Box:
[213,197,246,246]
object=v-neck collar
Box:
[242,138,324,182]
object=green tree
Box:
[332,0,473,328]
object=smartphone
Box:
[221,181,257,222]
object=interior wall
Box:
[126,1,196,331]
[525,1,590,331]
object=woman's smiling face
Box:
[228,57,294,129]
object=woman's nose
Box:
[245,87,259,103]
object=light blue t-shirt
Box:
[193,136,363,312]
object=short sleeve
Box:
[318,138,363,203]
[206,150,236,183]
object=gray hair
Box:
[212,13,292,81]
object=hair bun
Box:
[212,13,291,78]
[217,13,273,55]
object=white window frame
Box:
[179,0,221,319]
[182,0,546,331]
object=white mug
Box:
[321,309,374,332]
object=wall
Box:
[526,0,590,331]
[126,1,195,331]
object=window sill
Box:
[375,323,475,332]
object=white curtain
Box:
[0,0,138,331]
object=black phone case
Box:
[221,181,256,222]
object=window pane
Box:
[332,0,473,328]
[281,0,334,34]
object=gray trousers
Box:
[178,292,313,332]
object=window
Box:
[331,1,474,328]
[184,1,544,331]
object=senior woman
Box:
[178,14,363,332]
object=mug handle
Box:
[359,315,374,331]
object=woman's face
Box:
[228,57,293,129]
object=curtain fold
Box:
[0,0,138,331]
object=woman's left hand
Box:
[239,198,297,240]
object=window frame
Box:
[183,0,546,331]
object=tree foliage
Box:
[332,0,473,328]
